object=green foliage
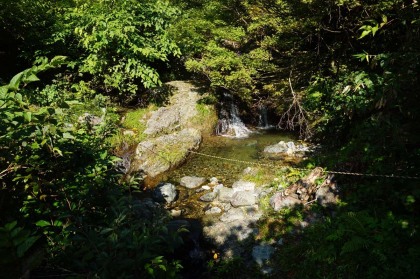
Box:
[276,210,420,278]
[50,0,180,99]
[0,60,183,277]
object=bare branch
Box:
[278,75,312,139]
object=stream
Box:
[150,129,297,220]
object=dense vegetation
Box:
[1,0,419,278]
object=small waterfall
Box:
[257,105,274,129]
[216,103,252,138]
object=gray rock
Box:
[203,220,257,246]
[209,177,219,186]
[252,244,275,266]
[152,182,177,203]
[144,107,181,135]
[263,141,310,157]
[180,176,206,189]
[232,180,255,192]
[200,192,217,202]
[201,185,211,190]
[144,81,202,136]
[218,187,234,203]
[205,207,222,215]
[131,128,201,177]
[231,191,256,207]
[316,186,337,207]
[270,193,302,211]
[220,207,247,223]
[213,184,224,193]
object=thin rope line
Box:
[187,150,420,180]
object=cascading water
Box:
[257,105,274,129]
[215,103,252,138]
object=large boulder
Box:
[143,81,201,136]
[131,128,201,177]
[144,107,181,135]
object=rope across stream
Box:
[187,150,420,180]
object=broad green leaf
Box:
[359,30,371,39]
[23,112,32,123]
[35,220,51,227]
[9,72,24,90]
[24,74,40,83]
[50,56,67,66]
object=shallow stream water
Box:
[170,130,295,185]
[150,129,297,220]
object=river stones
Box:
[231,191,256,207]
[199,192,217,202]
[232,180,255,192]
[180,176,206,189]
[205,207,222,215]
[218,187,234,203]
[152,182,177,203]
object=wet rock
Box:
[263,141,310,157]
[218,187,234,203]
[131,128,201,177]
[200,192,217,202]
[232,180,255,192]
[205,207,222,215]
[270,193,302,211]
[152,182,177,203]
[180,176,206,189]
[201,185,211,190]
[252,244,275,266]
[231,191,256,207]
